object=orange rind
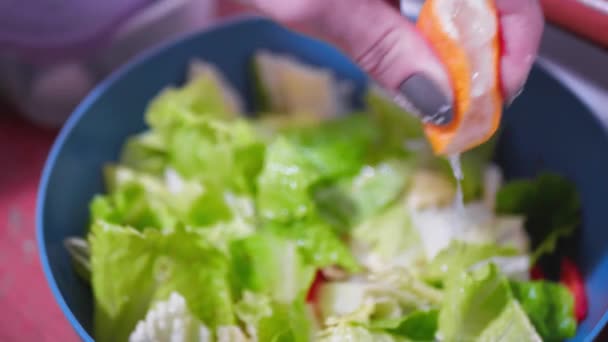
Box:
[417,0,503,155]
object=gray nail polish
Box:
[397,74,453,126]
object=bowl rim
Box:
[35,14,608,342]
[35,14,268,342]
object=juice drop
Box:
[448,153,465,213]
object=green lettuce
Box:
[119,131,168,176]
[92,165,250,231]
[145,63,240,132]
[365,86,424,158]
[166,118,265,193]
[510,281,577,340]
[271,219,360,272]
[314,160,412,231]
[229,231,316,304]
[280,114,378,177]
[319,269,442,323]
[89,221,234,342]
[352,198,423,270]
[438,263,539,341]
[370,309,438,341]
[235,291,314,342]
[477,300,542,342]
[318,323,405,342]
[256,138,321,222]
[496,173,581,262]
[425,241,522,284]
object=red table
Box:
[0,107,76,341]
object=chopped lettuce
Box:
[166,119,265,193]
[70,57,584,342]
[272,219,359,272]
[314,160,411,231]
[352,198,424,272]
[370,309,438,341]
[252,50,350,118]
[120,131,168,176]
[318,323,404,342]
[90,221,234,342]
[496,172,581,262]
[410,201,530,261]
[230,231,316,304]
[64,237,91,283]
[256,138,321,222]
[319,268,442,323]
[426,241,528,284]
[279,114,377,177]
[510,280,577,340]
[439,263,549,342]
[145,60,240,132]
[365,85,424,158]
[256,299,314,342]
[477,300,542,342]
[234,291,314,342]
[93,165,253,231]
[129,292,212,342]
[439,263,514,341]
[406,169,455,210]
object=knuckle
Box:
[354,26,403,85]
[251,0,324,23]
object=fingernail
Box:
[397,73,453,126]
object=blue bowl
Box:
[37,17,608,341]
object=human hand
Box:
[239,0,543,122]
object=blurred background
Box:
[0,0,606,340]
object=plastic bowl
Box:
[37,17,608,341]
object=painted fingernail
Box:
[397,73,453,126]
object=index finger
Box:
[496,0,544,101]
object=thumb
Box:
[244,0,453,124]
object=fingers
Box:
[496,0,544,101]
[244,0,453,123]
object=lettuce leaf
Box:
[272,219,360,272]
[352,198,423,272]
[365,86,424,158]
[370,309,438,341]
[256,138,321,222]
[234,291,314,342]
[319,269,442,323]
[318,323,405,342]
[120,131,168,176]
[477,300,542,342]
[438,264,517,341]
[166,119,265,193]
[496,173,580,262]
[280,114,377,177]
[257,299,313,342]
[510,281,577,340]
[229,231,316,304]
[89,221,234,342]
[92,165,248,231]
[425,241,524,284]
[145,62,240,132]
[314,160,411,231]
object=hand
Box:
[239,0,543,119]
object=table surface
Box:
[0,5,607,341]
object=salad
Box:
[66,52,586,342]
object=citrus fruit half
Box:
[417,0,503,155]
